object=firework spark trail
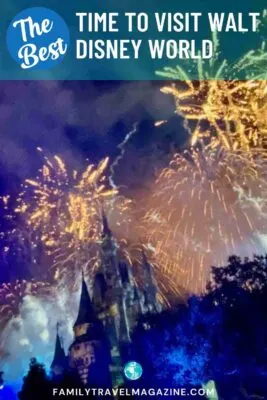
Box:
[157,14,267,81]
[157,31,229,81]
[141,141,267,293]
[109,123,138,190]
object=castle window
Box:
[74,323,89,337]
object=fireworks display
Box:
[135,15,267,293]
[157,14,267,81]
[156,23,267,150]
[1,80,267,299]
[0,25,267,326]
[13,149,132,283]
[161,80,267,151]
[142,141,267,292]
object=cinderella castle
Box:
[50,214,162,387]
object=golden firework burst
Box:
[14,150,132,282]
[142,141,267,293]
[161,80,267,151]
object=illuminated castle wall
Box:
[50,214,161,387]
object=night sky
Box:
[0,81,186,197]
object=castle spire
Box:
[74,273,96,329]
[50,323,67,376]
[69,275,112,387]
[102,210,112,238]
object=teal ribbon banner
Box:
[0,0,266,80]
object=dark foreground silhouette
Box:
[15,255,267,400]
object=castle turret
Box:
[73,272,97,337]
[92,213,135,385]
[48,215,163,390]
[69,274,111,387]
[91,216,162,386]
[50,324,67,378]
[97,212,131,343]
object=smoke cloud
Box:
[0,286,81,384]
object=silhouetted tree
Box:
[207,255,267,303]
[132,303,212,399]
[133,255,267,399]
[18,358,52,400]
[206,255,267,398]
